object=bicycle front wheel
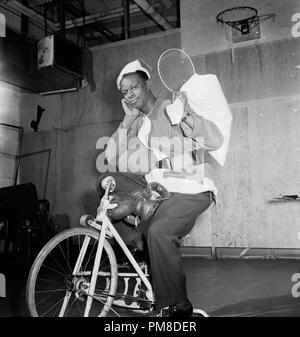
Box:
[26,227,118,317]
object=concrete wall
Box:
[0,82,37,127]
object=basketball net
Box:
[216,7,258,64]
[217,21,235,63]
[223,24,235,63]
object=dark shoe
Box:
[160,299,193,318]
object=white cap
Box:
[117,59,151,90]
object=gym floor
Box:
[1,252,300,317]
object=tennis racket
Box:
[157,48,195,94]
[158,48,195,126]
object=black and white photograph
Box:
[0,0,300,323]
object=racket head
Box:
[157,48,196,93]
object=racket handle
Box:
[166,98,184,125]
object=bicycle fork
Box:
[58,221,108,317]
[84,220,108,317]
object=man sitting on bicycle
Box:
[98,59,223,317]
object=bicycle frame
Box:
[79,186,155,317]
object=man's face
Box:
[120,73,151,111]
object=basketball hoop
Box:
[216,6,258,35]
[216,7,258,63]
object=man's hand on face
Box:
[121,99,140,117]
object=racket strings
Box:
[158,49,195,93]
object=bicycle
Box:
[26,176,209,317]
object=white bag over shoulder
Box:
[180,73,233,167]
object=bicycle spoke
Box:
[36,277,64,286]
[40,294,67,317]
[57,238,73,275]
[39,262,69,278]
[82,239,97,274]
[36,284,66,307]
[65,294,80,317]
[52,302,61,317]
[35,289,67,294]
[47,248,70,276]
[76,300,83,317]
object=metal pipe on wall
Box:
[61,5,140,30]
[133,0,173,30]
[44,0,48,36]
[6,0,55,31]
[81,0,86,48]
[58,0,66,37]
[123,0,130,39]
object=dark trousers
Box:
[98,172,213,309]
